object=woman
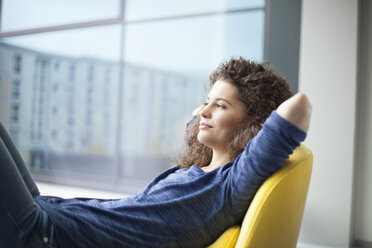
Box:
[0,57,311,248]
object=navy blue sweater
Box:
[35,111,306,248]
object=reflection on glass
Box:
[1,0,120,32]
[0,26,121,183]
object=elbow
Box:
[292,93,312,132]
[296,93,312,117]
[277,93,312,132]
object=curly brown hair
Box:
[176,57,292,169]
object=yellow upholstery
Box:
[206,226,240,248]
[207,145,313,248]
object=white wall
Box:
[354,0,372,243]
[298,0,358,247]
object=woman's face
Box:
[197,80,245,151]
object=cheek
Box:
[219,117,244,140]
[219,116,242,131]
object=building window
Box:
[10,103,19,123]
[87,65,94,82]
[52,106,58,114]
[69,64,76,81]
[105,67,111,84]
[68,130,74,149]
[54,61,60,70]
[53,83,58,92]
[30,120,35,140]
[86,109,92,125]
[13,55,22,74]
[12,80,21,99]
[40,60,47,83]
[52,130,58,139]
[37,122,43,139]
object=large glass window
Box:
[0,0,266,193]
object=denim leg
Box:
[0,138,57,247]
[0,122,40,196]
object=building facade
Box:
[0,42,204,180]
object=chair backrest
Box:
[207,145,313,248]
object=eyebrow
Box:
[207,97,232,106]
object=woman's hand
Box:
[276,93,312,132]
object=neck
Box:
[202,149,231,172]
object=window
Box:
[0,0,301,194]
[87,65,94,82]
[12,79,21,98]
[13,54,22,74]
[10,103,19,123]
[54,61,60,70]
[51,130,58,139]
[69,64,76,82]
[52,106,57,114]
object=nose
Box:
[199,104,211,119]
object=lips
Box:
[199,122,212,129]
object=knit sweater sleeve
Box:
[227,110,307,207]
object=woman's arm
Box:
[228,93,311,205]
[276,93,312,132]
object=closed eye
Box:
[202,102,226,109]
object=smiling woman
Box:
[177,58,293,170]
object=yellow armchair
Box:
[207,145,313,248]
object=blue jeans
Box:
[0,122,58,248]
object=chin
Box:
[197,134,208,146]
[197,134,215,149]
